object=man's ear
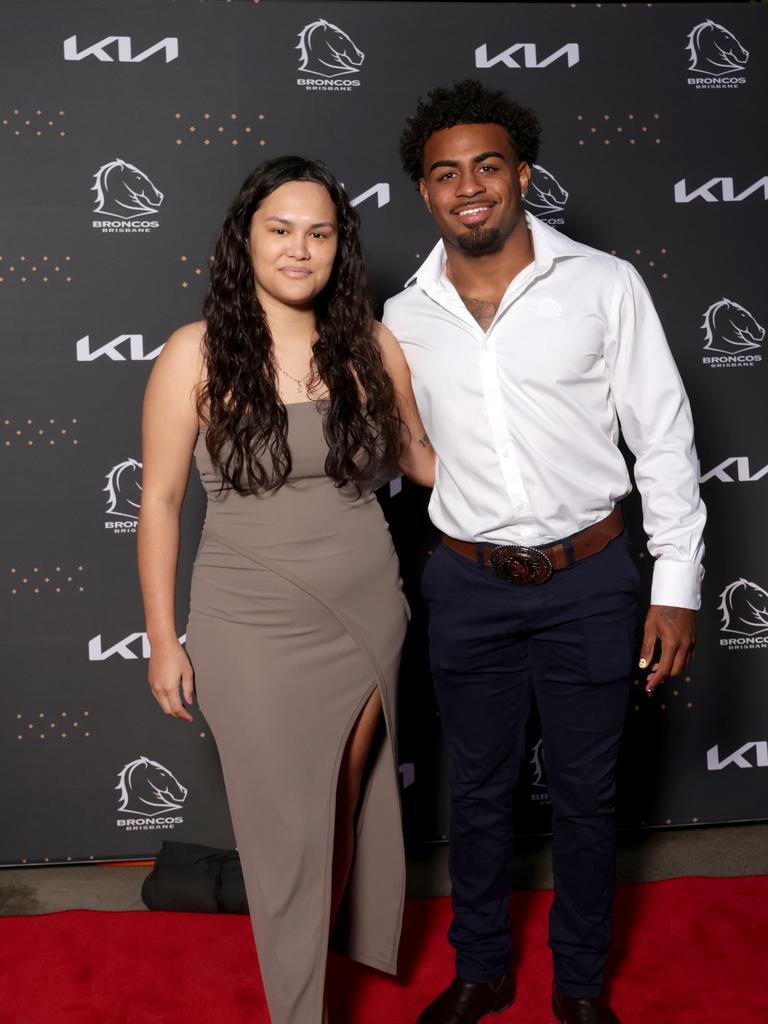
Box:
[418,178,432,214]
[519,162,531,198]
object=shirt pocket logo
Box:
[535,297,563,319]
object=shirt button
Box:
[515,503,526,513]
[501,449,509,458]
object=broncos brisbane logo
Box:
[702,299,764,355]
[525,164,569,216]
[529,738,547,788]
[687,20,749,76]
[92,158,164,220]
[719,580,768,638]
[104,458,142,520]
[116,756,189,817]
[296,19,364,78]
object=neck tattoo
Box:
[460,295,498,330]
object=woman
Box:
[137,156,434,1024]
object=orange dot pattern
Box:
[0,255,73,286]
[173,111,266,148]
[3,417,80,448]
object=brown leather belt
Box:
[442,505,624,585]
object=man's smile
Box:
[452,201,496,225]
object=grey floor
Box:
[1,823,766,916]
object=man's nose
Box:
[455,172,485,197]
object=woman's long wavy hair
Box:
[197,155,402,494]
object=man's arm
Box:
[604,261,706,691]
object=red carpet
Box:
[1,877,765,1023]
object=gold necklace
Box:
[273,357,313,395]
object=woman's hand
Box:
[147,638,195,721]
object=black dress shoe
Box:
[552,982,620,1024]
[416,972,516,1024]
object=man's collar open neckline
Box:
[405,212,589,291]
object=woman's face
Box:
[248,180,339,310]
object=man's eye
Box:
[479,165,498,174]
[438,172,456,181]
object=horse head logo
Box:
[529,738,547,788]
[525,164,569,216]
[702,299,764,355]
[92,159,164,220]
[296,19,365,79]
[687,20,749,76]
[104,458,142,520]
[116,756,188,817]
[719,579,768,637]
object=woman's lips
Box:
[279,267,312,278]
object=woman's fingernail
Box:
[646,688,653,696]
[639,658,648,669]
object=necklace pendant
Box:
[296,381,303,393]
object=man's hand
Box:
[639,605,696,693]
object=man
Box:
[383,80,705,1024]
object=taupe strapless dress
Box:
[185,400,408,1024]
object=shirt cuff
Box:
[650,559,704,610]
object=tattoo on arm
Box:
[417,433,430,448]
[460,295,498,330]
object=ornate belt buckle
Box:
[488,544,553,585]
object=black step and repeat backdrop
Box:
[2,1,766,866]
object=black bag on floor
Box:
[141,840,249,914]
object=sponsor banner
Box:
[4,0,767,864]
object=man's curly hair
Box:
[399,79,541,182]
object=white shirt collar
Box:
[405,212,589,291]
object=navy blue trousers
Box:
[421,530,641,997]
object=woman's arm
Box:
[137,321,206,721]
[375,322,435,488]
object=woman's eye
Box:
[310,232,328,239]
[273,228,288,236]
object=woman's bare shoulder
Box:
[164,320,206,355]
[156,321,207,376]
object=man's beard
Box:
[456,225,503,256]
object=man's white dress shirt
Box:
[382,213,706,610]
